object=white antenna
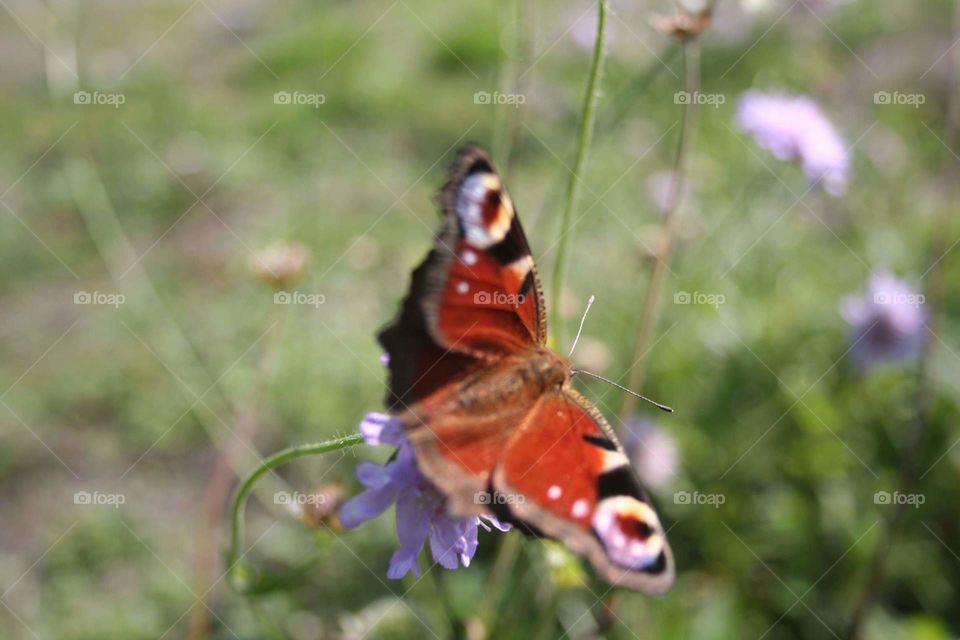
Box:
[568,295,596,358]
[571,369,674,413]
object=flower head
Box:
[250,242,311,288]
[840,272,926,369]
[736,91,850,195]
[340,413,509,579]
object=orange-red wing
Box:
[433,238,542,356]
[379,145,545,409]
[492,390,675,594]
[402,383,539,515]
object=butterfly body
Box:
[378,145,674,594]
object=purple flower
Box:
[736,91,850,195]
[840,272,927,369]
[340,413,510,579]
[623,418,679,490]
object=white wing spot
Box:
[462,250,478,266]
[571,499,590,519]
[547,485,562,500]
[456,281,469,295]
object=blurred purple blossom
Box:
[623,418,679,489]
[736,91,850,195]
[840,272,927,369]
[340,413,510,579]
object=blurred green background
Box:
[1,0,959,638]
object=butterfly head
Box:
[528,349,572,391]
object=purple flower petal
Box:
[387,545,422,579]
[359,413,403,446]
[840,272,926,369]
[428,514,472,570]
[389,492,432,578]
[339,485,397,529]
[355,461,391,490]
[737,91,850,195]
[341,405,511,579]
[479,515,512,533]
[386,444,423,490]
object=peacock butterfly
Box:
[377,145,674,594]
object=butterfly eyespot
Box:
[456,281,469,295]
[461,250,478,266]
[571,499,590,519]
[592,497,664,571]
[547,485,562,500]
[455,173,512,248]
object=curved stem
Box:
[549,0,608,346]
[227,434,364,591]
[619,37,701,421]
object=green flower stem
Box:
[549,0,608,346]
[227,434,364,591]
[619,37,701,421]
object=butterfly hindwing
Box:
[492,389,674,594]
